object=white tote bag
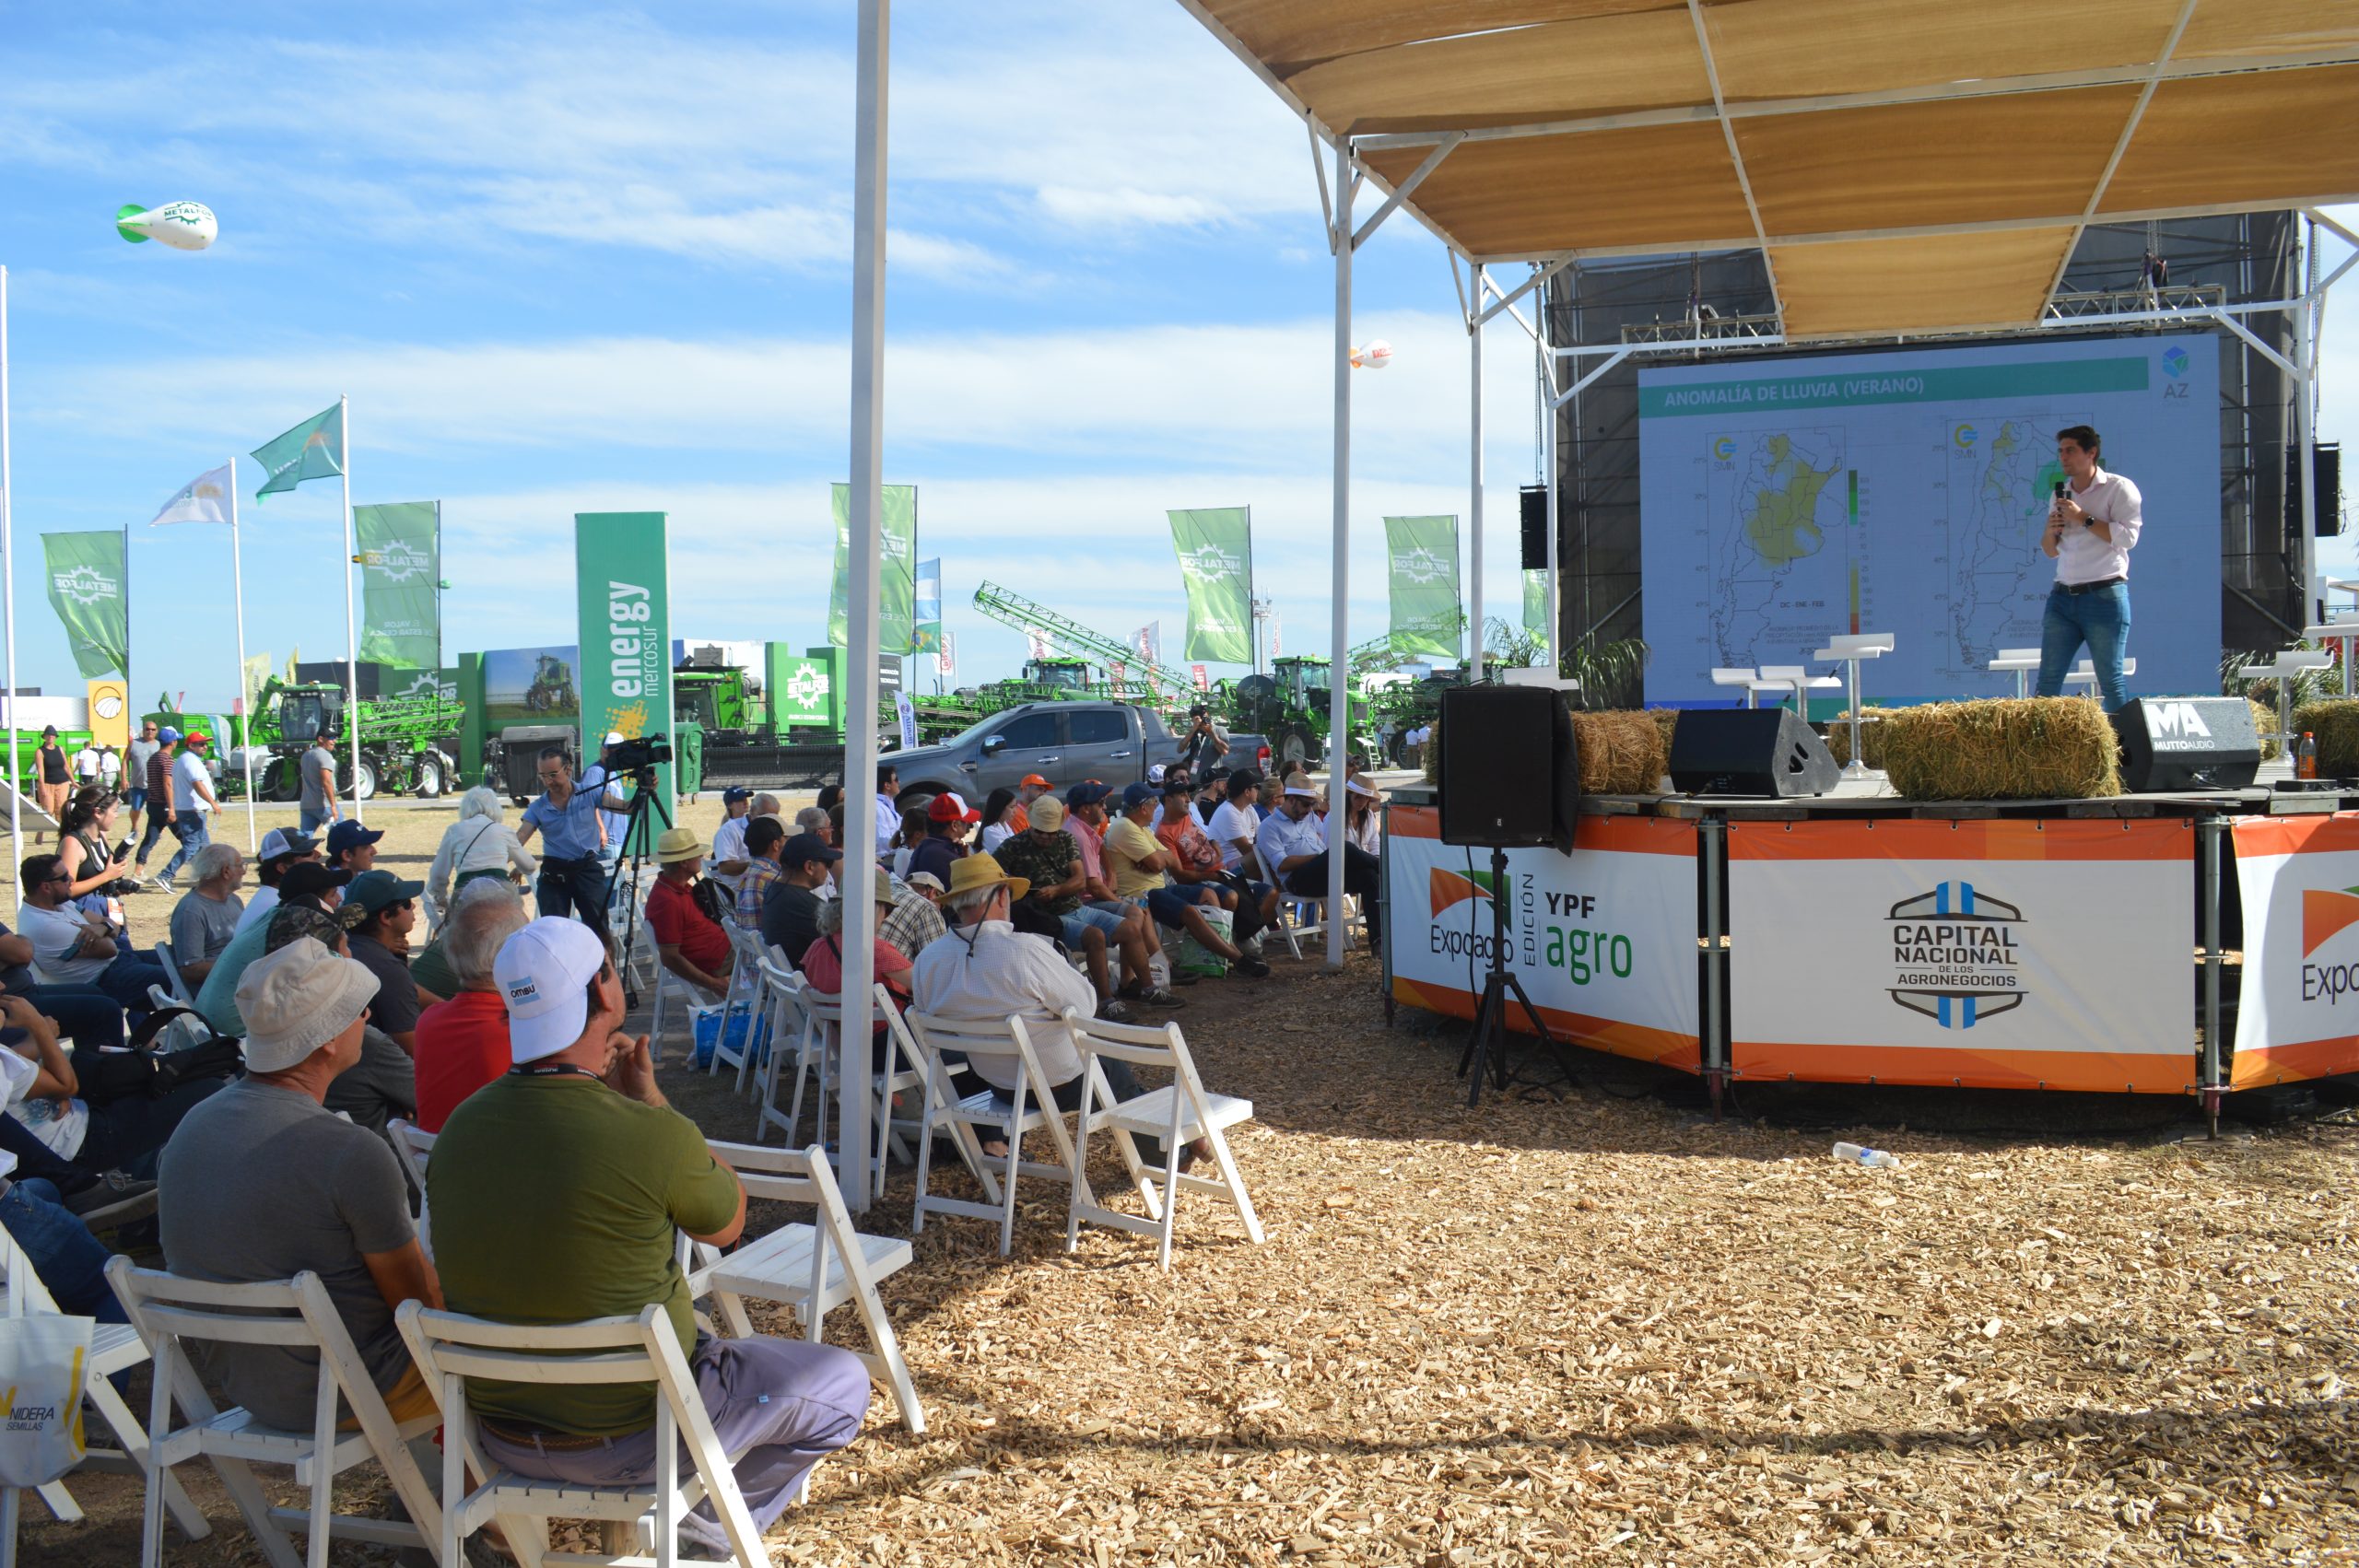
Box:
[0,1315,91,1486]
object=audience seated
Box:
[906,793,976,889]
[254,903,419,1139]
[1106,784,1263,977]
[195,862,352,1038]
[1256,781,1381,942]
[413,881,532,1133]
[759,833,841,967]
[158,938,440,1429]
[645,827,734,1001]
[429,919,868,1550]
[991,796,1152,1020]
[340,870,438,1057]
[18,853,170,1019]
[733,815,788,931]
[0,993,218,1182]
[167,842,246,987]
[233,826,321,935]
[1156,777,1273,957]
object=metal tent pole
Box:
[1467,263,1484,678]
[230,459,257,850]
[1326,135,1351,969]
[2295,221,2319,627]
[339,394,363,819]
[0,268,17,895]
[837,0,891,1209]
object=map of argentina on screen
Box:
[1637,334,2220,705]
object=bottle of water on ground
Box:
[1831,1142,1901,1169]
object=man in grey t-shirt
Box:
[159,937,438,1430]
[166,842,246,986]
[299,735,340,835]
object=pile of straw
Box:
[2291,698,2359,778]
[1878,697,2121,800]
[1574,710,1667,795]
[1649,708,1679,763]
[1824,708,1888,769]
[2250,697,2283,762]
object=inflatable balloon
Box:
[1349,339,1394,370]
[115,202,217,251]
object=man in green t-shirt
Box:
[427,918,869,1549]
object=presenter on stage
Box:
[2034,424,2142,713]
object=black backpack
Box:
[76,1007,243,1106]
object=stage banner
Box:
[827,483,917,654]
[1727,819,2194,1092]
[1385,806,1699,1067]
[912,556,942,654]
[2227,814,2359,1087]
[1168,507,1254,662]
[1383,515,1461,659]
[41,532,128,679]
[353,501,440,669]
[574,511,673,846]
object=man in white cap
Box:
[158,938,441,1430]
[1256,779,1380,943]
[233,825,322,935]
[645,826,733,1000]
[429,918,868,1548]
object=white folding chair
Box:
[705,925,769,1092]
[106,1258,444,1568]
[790,986,928,1196]
[386,1118,437,1260]
[0,1233,207,1562]
[1061,1009,1266,1270]
[396,1302,768,1568]
[152,941,196,1006]
[1255,840,1356,955]
[903,1010,1079,1256]
[749,953,816,1145]
[680,1141,924,1433]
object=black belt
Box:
[2056,577,2126,595]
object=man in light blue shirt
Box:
[515,747,628,926]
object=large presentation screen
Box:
[1637,334,2220,705]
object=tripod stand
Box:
[601,766,672,1010]
[1455,845,1558,1107]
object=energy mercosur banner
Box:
[827,484,918,654]
[1168,507,1254,663]
[1385,807,1700,1065]
[1383,514,1461,659]
[353,501,440,670]
[41,532,129,680]
[1727,819,2192,1092]
[2228,814,2359,1088]
[574,511,674,848]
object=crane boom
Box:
[971,581,1198,700]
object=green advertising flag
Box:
[249,402,345,499]
[1383,515,1461,659]
[575,512,674,850]
[827,484,917,653]
[353,501,440,669]
[769,645,843,731]
[1168,507,1254,663]
[40,532,129,679]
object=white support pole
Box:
[339,394,363,820]
[1326,135,1351,970]
[838,0,889,1208]
[0,267,18,895]
[1468,263,1484,677]
[1541,302,1561,673]
[229,457,257,851]
[2297,223,2319,627]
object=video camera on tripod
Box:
[605,731,673,778]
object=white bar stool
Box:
[2239,649,2333,745]
[1810,634,1893,778]
[2303,623,2359,698]
[1710,667,1759,707]
[1988,653,2041,699]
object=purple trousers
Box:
[475,1337,868,1550]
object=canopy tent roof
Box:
[1180,0,2359,337]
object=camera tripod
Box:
[601,766,672,1011]
[1455,844,1560,1107]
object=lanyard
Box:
[509,1063,603,1082]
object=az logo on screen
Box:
[2163,345,2189,380]
[1429,865,1499,918]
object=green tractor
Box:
[673,666,759,745]
[522,654,576,716]
[1227,657,1378,772]
[239,680,462,802]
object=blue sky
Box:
[1,2,2353,712]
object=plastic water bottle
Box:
[2298,731,2319,781]
[1832,1142,1901,1169]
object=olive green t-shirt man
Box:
[426,1072,738,1433]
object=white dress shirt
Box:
[909,919,1096,1094]
[1256,808,1325,877]
[2051,466,2143,587]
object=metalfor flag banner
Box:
[1383,515,1461,658]
[1726,819,2191,1092]
[249,402,345,499]
[1524,569,1549,634]
[912,556,943,654]
[1168,507,1254,662]
[352,502,440,669]
[2227,815,2359,1088]
[574,511,674,847]
[41,532,129,679]
[827,484,917,653]
[147,463,233,526]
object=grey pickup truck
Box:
[889,701,1270,798]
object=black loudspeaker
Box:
[1520,485,1549,571]
[1438,685,1579,848]
[1669,708,1840,797]
[2111,697,2262,791]
[2286,442,2343,538]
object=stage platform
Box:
[1379,774,2359,1128]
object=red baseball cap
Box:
[927,790,982,825]
[1020,773,1050,789]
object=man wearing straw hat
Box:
[645,825,733,1001]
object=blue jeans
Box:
[299,804,333,834]
[2036,581,2132,713]
[0,1179,127,1324]
[158,813,211,885]
[124,787,146,818]
[14,985,126,1050]
[534,856,612,928]
[1058,905,1130,950]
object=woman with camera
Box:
[55,787,134,907]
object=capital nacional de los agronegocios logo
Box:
[1887,881,2025,1029]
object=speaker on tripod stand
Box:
[1437,684,1580,1104]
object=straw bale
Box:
[2291,697,2359,778]
[1649,706,1678,759]
[1879,697,2121,800]
[1824,707,1889,768]
[2252,696,2283,762]
[1572,709,1665,794]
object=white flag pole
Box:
[338,394,362,822]
[229,457,257,851]
[0,267,18,902]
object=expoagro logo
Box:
[2299,885,2359,1003]
[53,566,118,606]
[1429,865,1498,919]
[1886,881,2025,1029]
[1178,544,1244,584]
[1427,864,1509,964]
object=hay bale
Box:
[1572,710,1666,794]
[1877,697,2121,800]
[2251,696,2283,763]
[1649,708,1678,761]
[1824,708,1888,769]
[2291,698,2359,777]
